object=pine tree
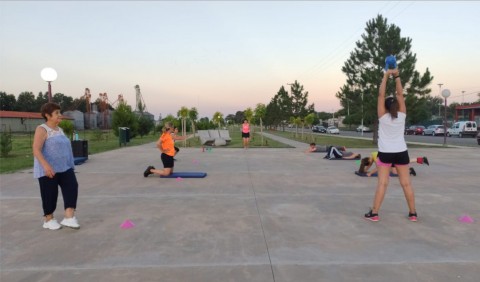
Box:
[337,15,433,143]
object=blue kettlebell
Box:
[385,55,397,70]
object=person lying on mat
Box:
[305,143,346,153]
[324,146,361,160]
[144,122,186,178]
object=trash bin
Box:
[125,127,130,142]
[119,127,127,147]
[71,140,88,158]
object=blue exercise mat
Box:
[74,157,88,165]
[355,171,398,177]
[160,172,207,178]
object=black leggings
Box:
[38,168,78,216]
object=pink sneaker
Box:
[408,212,418,222]
[364,210,379,222]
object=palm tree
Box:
[212,112,223,129]
[188,107,198,137]
[177,106,189,147]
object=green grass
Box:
[0,130,159,174]
[0,129,291,174]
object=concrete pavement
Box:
[1,135,479,282]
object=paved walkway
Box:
[1,135,479,282]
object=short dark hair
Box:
[40,103,61,121]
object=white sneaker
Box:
[43,219,62,230]
[60,217,80,229]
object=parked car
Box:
[312,125,326,133]
[477,131,480,145]
[326,126,340,134]
[447,121,477,138]
[447,121,478,138]
[356,125,371,132]
[423,125,444,136]
[405,125,425,135]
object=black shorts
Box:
[161,153,174,168]
[377,150,410,166]
[242,132,250,138]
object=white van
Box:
[447,121,478,138]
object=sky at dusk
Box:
[1,1,479,120]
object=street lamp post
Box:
[441,89,451,147]
[437,83,443,116]
[41,67,57,102]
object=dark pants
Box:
[38,168,78,216]
[326,146,343,159]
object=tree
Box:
[177,106,189,147]
[289,81,315,119]
[225,114,236,126]
[188,107,198,137]
[254,103,266,145]
[137,115,154,138]
[212,112,223,128]
[233,111,245,124]
[53,93,74,111]
[0,126,13,157]
[58,120,74,140]
[34,92,49,111]
[0,92,16,111]
[15,92,36,112]
[244,108,253,123]
[111,103,138,137]
[304,113,316,141]
[265,86,291,130]
[336,14,433,143]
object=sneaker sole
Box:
[409,218,417,222]
[364,217,379,222]
[43,226,62,230]
[61,224,80,229]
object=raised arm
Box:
[392,69,406,113]
[378,71,390,117]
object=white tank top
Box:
[378,112,407,153]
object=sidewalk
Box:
[1,136,479,282]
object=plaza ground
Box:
[1,133,479,281]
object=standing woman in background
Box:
[241,119,250,149]
[33,102,80,230]
[364,68,417,222]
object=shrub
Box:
[0,127,13,157]
[59,120,74,140]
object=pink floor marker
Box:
[176,177,183,181]
[192,159,199,164]
[120,219,135,229]
[458,215,474,223]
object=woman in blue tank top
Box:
[33,103,80,230]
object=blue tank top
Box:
[33,124,75,178]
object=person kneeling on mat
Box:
[357,151,428,177]
[144,122,186,178]
[324,146,361,160]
